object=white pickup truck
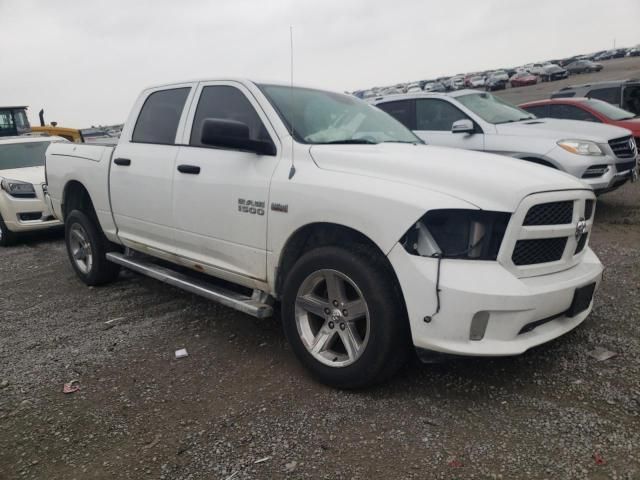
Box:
[46,79,603,388]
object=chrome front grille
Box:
[499,191,596,278]
[609,135,637,159]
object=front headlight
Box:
[0,179,37,198]
[401,209,511,260]
[557,139,604,156]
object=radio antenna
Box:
[288,25,296,180]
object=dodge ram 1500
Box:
[45,79,603,388]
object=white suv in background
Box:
[373,90,638,194]
[0,136,64,246]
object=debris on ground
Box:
[284,460,298,473]
[0,380,8,389]
[102,317,126,330]
[593,451,606,465]
[62,380,80,394]
[254,457,271,464]
[142,433,162,450]
[175,348,188,359]
[587,347,618,361]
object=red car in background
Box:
[509,72,538,87]
[519,98,640,142]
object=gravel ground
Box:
[1,181,638,480]
[1,61,640,478]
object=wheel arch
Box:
[62,180,98,221]
[275,222,406,308]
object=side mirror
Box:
[201,118,276,156]
[451,119,475,134]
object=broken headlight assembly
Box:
[401,209,511,260]
[1,179,37,198]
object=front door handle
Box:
[113,158,131,166]
[177,164,201,174]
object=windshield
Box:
[258,84,421,145]
[585,99,635,120]
[457,92,535,124]
[0,141,50,169]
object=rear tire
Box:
[281,246,410,389]
[65,210,120,286]
[0,214,16,247]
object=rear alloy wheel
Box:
[68,223,94,275]
[65,210,120,286]
[282,246,409,389]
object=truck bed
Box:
[45,142,118,241]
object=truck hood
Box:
[0,166,45,185]
[495,118,631,143]
[309,143,587,212]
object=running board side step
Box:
[105,252,273,318]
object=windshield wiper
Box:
[381,140,421,144]
[496,117,534,124]
[319,139,379,145]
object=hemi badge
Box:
[271,203,289,213]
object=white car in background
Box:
[373,90,638,194]
[467,75,486,88]
[0,136,64,245]
[490,70,510,82]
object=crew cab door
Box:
[110,84,195,254]
[413,98,484,151]
[172,81,280,281]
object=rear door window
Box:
[549,104,600,122]
[376,100,415,129]
[132,88,191,144]
[621,85,640,115]
[587,87,621,105]
[415,99,470,131]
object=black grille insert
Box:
[582,164,609,179]
[609,135,636,159]
[523,201,573,226]
[584,199,594,220]
[18,212,42,221]
[616,160,637,173]
[512,237,567,265]
[575,233,588,254]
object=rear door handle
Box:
[113,158,131,166]
[177,164,201,174]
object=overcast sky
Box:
[1,0,638,127]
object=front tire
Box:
[65,210,120,286]
[0,214,16,247]
[281,246,409,389]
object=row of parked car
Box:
[355,45,639,98]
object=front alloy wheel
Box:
[295,269,370,367]
[281,246,410,389]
